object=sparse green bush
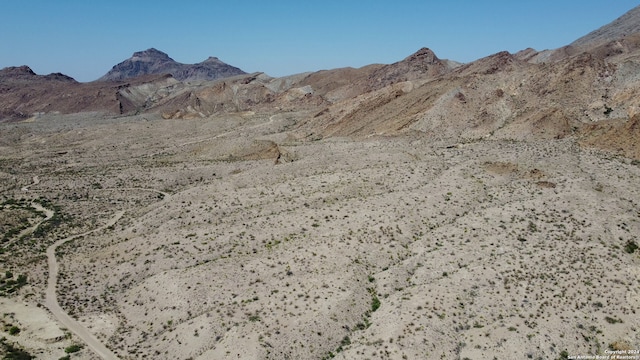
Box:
[0,272,28,296]
[604,316,623,324]
[64,344,83,353]
[369,288,381,312]
[624,240,638,254]
[334,336,351,354]
[9,325,20,335]
[0,337,34,359]
[371,296,380,312]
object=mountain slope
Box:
[364,47,459,91]
[293,6,640,161]
[570,5,640,49]
[298,44,628,140]
[0,66,81,120]
[98,48,246,82]
[0,65,182,121]
[2,5,640,164]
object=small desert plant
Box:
[335,336,351,353]
[8,325,21,335]
[624,240,638,254]
[604,316,622,324]
[369,288,381,312]
[0,337,34,359]
[65,344,83,353]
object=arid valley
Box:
[2,5,640,360]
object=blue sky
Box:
[1,1,638,82]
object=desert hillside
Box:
[1,5,640,360]
[1,110,638,360]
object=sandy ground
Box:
[0,297,79,359]
[0,111,638,359]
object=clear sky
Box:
[1,1,638,82]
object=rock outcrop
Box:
[98,48,246,82]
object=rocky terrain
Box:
[0,66,182,122]
[99,48,246,82]
[1,5,640,360]
[570,4,640,50]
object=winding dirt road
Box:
[44,211,124,360]
[42,187,170,359]
[3,175,53,249]
[21,175,39,192]
[1,202,54,250]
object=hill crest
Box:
[98,48,246,82]
[571,5,640,49]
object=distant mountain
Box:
[0,64,180,122]
[0,66,78,120]
[4,5,640,162]
[0,65,77,83]
[98,48,246,82]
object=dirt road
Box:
[45,211,124,360]
[2,201,54,249]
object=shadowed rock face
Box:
[98,48,246,82]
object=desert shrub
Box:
[0,337,34,360]
[624,240,638,254]
[334,336,351,353]
[0,273,28,296]
[604,316,623,324]
[9,325,20,335]
[64,344,83,353]
[369,288,381,312]
[371,294,381,312]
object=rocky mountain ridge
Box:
[0,65,178,121]
[2,6,640,160]
[0,65,76,83]
[98,48,246,82]
[571,4,640,49]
